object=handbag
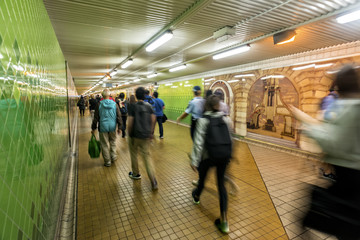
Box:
[162,114,168,123]
[88,134,101,158]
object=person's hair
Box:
[102,88,110,97]
[194,90,201,96]
[136,87,146,100]
[129,95,136,104]
[153,92,159,98]
[80,95,84,99]
[205,90,212,98]
[334,65,360,95]
[145,90,150,95]
[119,92,125,99]
[204,95,220,112]
[214,90,224,100]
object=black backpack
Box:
[132,103,152,139]
[204,115,232,160]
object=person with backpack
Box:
[190,95,233,234]
[127,87,158,190]
[152,91,165,139]
[117,92,128,138]
[77,95,86,116]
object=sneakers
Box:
[129,172,141,180]
[151,179,158,191]
[192,190,200,204]
[160,136,164,139]
[322,173,337,181]
[104,162,111,167]
[192,180,199,186]
[215,219,229,233]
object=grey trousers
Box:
[128,137,155,180]
[99,131,117,164]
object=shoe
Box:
[160,136,164,139]
[215,219,229,233]
[192,180,199,186]
[129,172,141,180]
[104,162,111,167]
[192,190,200,204]
[322,173,337,181]
[151,179,158,191]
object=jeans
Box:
[99,131,117,164]
[194,158,230,213]
[156,116,163,137]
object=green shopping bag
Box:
[88,134,101,158]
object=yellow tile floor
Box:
[77,114,288,239]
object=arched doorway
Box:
[247,76,299,141]
[210,80,234,121]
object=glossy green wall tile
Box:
[157,79,204,125]
[0,0,69,239]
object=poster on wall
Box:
[246,77,299,141]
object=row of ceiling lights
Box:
[83,8,360,95]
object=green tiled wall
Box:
[157,79,204,125]
[0,0,71,239]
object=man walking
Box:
[127,87,158,190]
[117,92,129,138]
[91,89,122,167]
[177,86,205,140]
[152,91,165,139]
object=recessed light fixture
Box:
[213,45,250,60]
[234,74,255,78]
[121,59,133,69]
[169,64,187,72]
[146,30,173,52]
[337,10,360,24]
[147,73,157,78]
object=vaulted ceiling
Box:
[44,0,360,94]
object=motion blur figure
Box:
[290,65,360,239]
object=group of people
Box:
[90,87,165,191]
[80,64,360,236]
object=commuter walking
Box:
[177,86,205,140]
[77,95,86,116]
[127,87,158,190]
[190,95,233,233]
[89,95,98,119]
[91,89,122,167]
[152,91,165,139]
[117,93,128,138]
[289,65,360,239]
[144,89,155,108]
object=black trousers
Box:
[190,117,198,140]
[80,109,85,116]
[194,158,230,213]
[121,116,127,136]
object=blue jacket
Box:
[92,99,122,132]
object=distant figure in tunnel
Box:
[127,87,158,191]
[91,89,122,167]
[289,65,360,239]
[152,91,165,139]
[77,95,86,116]
[117,92,128,138]
[176,86,205,140]
[190,95,233,234]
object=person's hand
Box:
[190,164,198,173]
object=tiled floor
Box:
[76,114,335,240]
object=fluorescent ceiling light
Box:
[234,74,255,78]
[121,59,133,69]
[315,63,333,68]
[276,35,295,45]
[110,70,117,77]
[337,10,360,24]
[204,78,215,82]
[169,64,187,72]
[261,75,285,80]
[273,30,296,45]
[292,64,315,71]
[213,45,250,60]
[147,73,157,78]
[146,31,173,52]
[227,80,239,83]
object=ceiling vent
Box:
[213,26,236,43]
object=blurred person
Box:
[214,90,230,116]
[77,95,86,116]
[89,95,98,119]
[152,91,165,139]
[91,89,122,167]
[117,93,129,138]
[96,94,101,103]
[144,89,155,108]
[289,65,360,239]
[190,95,233,233]
[127,87,158,190]
[205,89,213,98]
[129,94,136,105]
[176,86,205,140]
